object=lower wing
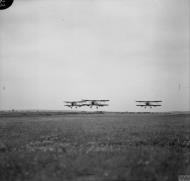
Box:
[77,104,87,107]
[96,104,109,107]
[65,105,72,107]
[82,104,91,106]
[136,105,161,107]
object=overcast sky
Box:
[0,0,189,111]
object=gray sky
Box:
[0,0,189,111]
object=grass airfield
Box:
[0,111,190,181]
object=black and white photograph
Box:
[0,0,190,180]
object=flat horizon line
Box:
[0,109,189,113]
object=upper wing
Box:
[136,101,162,102]
[77,100,87,103]
[64,101,73,103]
[149,101,162,102]
[65,100,85,103]
[82,99,109,102]
[81,99,92,102]
[98,100,109,102]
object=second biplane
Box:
[136,100,162,109]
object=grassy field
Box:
[0,112,190,181]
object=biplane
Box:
[136,100,162,109]
[82,99,110,109]
[64,101,85,109]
